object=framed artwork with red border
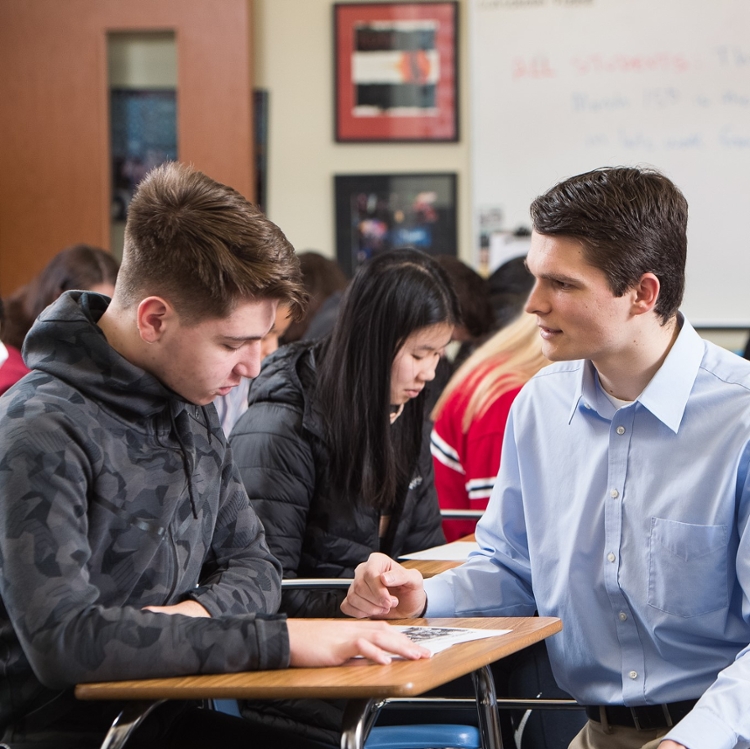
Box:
[334,2,459,142]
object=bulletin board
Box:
[469,0,750,326]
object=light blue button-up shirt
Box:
[424,318,750,749]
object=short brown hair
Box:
[530,167,687,323]
[119,162,306,322]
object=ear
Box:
[136,297,175,343]
[631,273,660,316]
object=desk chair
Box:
[212,698,480,749]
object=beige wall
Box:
[253,0,472,264]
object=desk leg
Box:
[472,665,502,749]
[340,698,383,749]
[99,699,166,749]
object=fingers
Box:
[287,619,430,667]
[370,629,431,662]
[379,565,416,589]
[351,636,395,665]
[340,592,391,619]
[345,626,431,664]
[341,573,398,618]
[141,601,211,618]
[341,554,413,618]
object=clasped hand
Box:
[341,552,427,619]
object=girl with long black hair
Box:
[230,250,459,745]
[230,249,460,625]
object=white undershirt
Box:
[601,388,634,410]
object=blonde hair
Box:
[432,313,549,432]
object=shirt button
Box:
[610,489,619,499]
[607,552,616,563]
[629,670,638,680]
[619,612,627,621]
[616,426,625,435]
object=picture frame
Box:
[253,88,269,213]
[110,88,177,221]
[334,172,458,277]
[333,2,459,142]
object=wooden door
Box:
[0,0,254,296]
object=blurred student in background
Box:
[282,251,348,343]
[488,254,535,331]
[214,303,292,435]
[430,312,548,542]
[433,255,495,357]
[215,251,348,436]
[0,298,29,396]
[424,255,495,417]
[230,249,459,747]
[2,244,119,352]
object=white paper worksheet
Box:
[399,541,479,562]
[392,625,510,657]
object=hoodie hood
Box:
[23,291,210,518]
[247,340,327,442]
[24,290,178,420]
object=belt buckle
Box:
[628,705,674,731]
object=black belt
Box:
[585,700,698,731]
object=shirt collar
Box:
[0,341,7,367]
[568,315,705,433]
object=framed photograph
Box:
[335,172,457,276]
[334,2,459,142]
[110,88,177,221]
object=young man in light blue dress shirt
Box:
[342,167,750,749]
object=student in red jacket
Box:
[430,312,548,541]
[0,297,30,395]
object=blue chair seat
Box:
[364,724,480,749]
[213,700,480,749]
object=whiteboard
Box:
[469,0,750,326]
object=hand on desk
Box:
[341,552,426,620]
[287,619,430,666]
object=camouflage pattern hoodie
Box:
[0,291,287,733]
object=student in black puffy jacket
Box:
[230,249,461,620]
[229,249,460,745]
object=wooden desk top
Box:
[75,617,560,702]
[400,534,477,578]
[400,559,463,577]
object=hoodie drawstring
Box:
[201,406,213,446]
[169,406,199,519]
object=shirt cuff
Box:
[664,706,739,749]
[423,574,457,617]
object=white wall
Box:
[253,0,472,264]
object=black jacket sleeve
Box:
[0,407,289,693]
[392,424,446,558]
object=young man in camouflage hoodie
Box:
[0,163,428,749]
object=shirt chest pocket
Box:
[648,517,728,618]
